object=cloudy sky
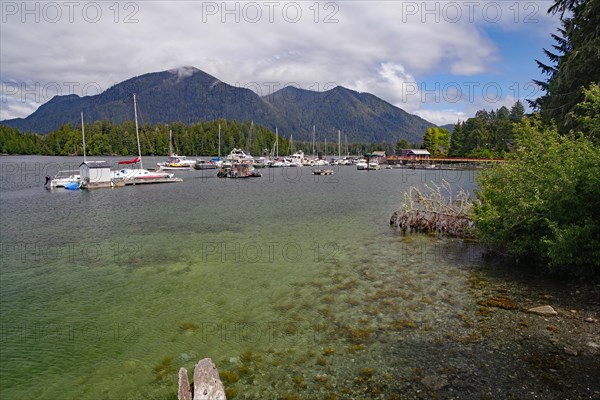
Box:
[1,1,559,125]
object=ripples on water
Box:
[1,156,598,399]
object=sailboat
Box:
[309,126,327,167]
[287,134,304,167]
[335,130,341,164]
[196,123,225,169]
[198,122,234,169]
[311,131,333,175]
[157,129,196,170]
[269,128,286,168]
[339,134,353,165]
[112,94,175,181]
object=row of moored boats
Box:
[47,149,386,189]
[161,149,382,170]
[45,94,383,190]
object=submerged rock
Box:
[563,346,579,356]
[178,358,227,400]
[479,295,519,310]
[528,305,558,316]
[421,374,449,391]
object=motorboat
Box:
[312,169,335,175]
[158,155,196,170]
[46,170,81,188]
[157,129,196,170]
[193,159,218,170]
[226,148,254,164]
[289,151,305,167]
[357,158,381,170]
[253,157,270,168]
[356,159,368,170]
[217,163,262,178]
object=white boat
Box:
[217,162,262,178]
[112,167,173,180]
[158,155,196,170]
[289,151,305,167]
[112,95,177,182]
[253,157,269,168]
[314,158,329,166]
[367,160,382,170]
[356,159,368,170]
[226,148,254,164]
[270,159,287,168]
[158,129,196,170]
[47,170,80,188]
[357,158,381,170]
[46,112,86,188]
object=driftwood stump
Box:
[178,358,226,400]
[390,182,474,238]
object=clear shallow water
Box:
[1,156,598,399]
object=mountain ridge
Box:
[1,66,435,143]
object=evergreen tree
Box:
[532,0,600,132]
[422,127,450,156]
[569,84,600,144]
[397,139,410,152]
[509,101,525,122]
[422,128,436,154]
[449,122,465,157]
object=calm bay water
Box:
[1,156,598,399]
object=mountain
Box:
[264,86,434,143]
[2,67,284,132]
[1,66,435,143]
[440,124,455,133]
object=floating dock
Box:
[121,177,183,185]
[80,177,182,189]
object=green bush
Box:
[471,117,600,273]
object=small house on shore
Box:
[370,151,387,164]
[402,149,431,160]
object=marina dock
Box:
[123,177,183,185]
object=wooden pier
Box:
[386,155,505,166]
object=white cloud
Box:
[414,109,467,127]
[0,1,556,122]
[0,100,37,121]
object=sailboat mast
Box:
[276,128,279,158]
[345,134,348,157]
[133,94,143,169]
[218,123,221,159]
[168,129,174,156]
[81,112,87,162]
[248,121,253,151]
[312,125,316,160]
[338,130,341,160]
